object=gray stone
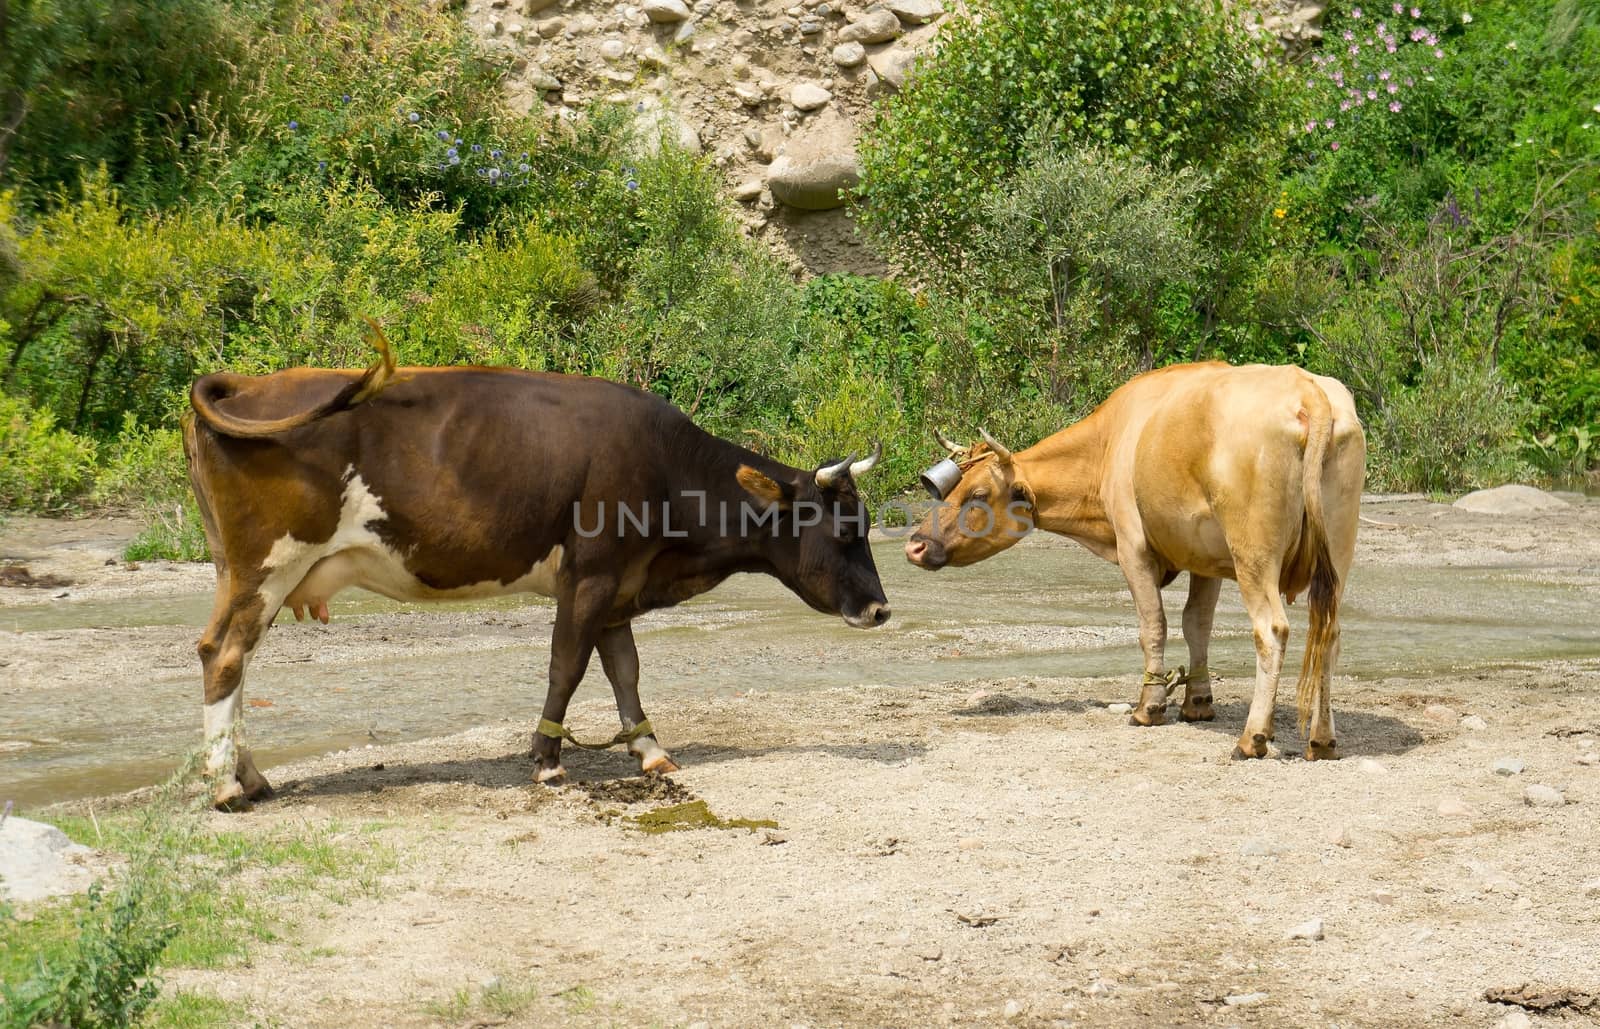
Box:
[1286,918,1324,941]
[886,0,942,22]
[1498,1011,1533,1029]
[1106,702,1133,715]
[799,19,823,33]
[530,68,562,91]
[0,817,96,903]
[1524,784,1566,808]
[1224,992,1269,1007]
[537,17,566,36]
[1492,757,1525,776]
[832,41,867,67]
[599,37,628,60]
[1453,484,1571,515]
[1461,714,1488,731]
[768,154,857,209]
[838,8,901,43]
[643,0,691,22]
[1423,703,1459,724]
[866,46,917,91]
[523,0,558,13]
[790,82,832,111]
[733,179,765,201]
[1437,796,1475,817]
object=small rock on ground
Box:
[1423,703,1459,724]
[1524,784,1566,807]
[1106,702,1133,714]
[1224,992,1269,1007]
[1358,758,1387,774]
[1461,714,1488,730]
[1437,796,1475,817]
[1287,918,1325,941]
[1492,757,1526,776]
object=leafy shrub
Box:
[0,0,251,208]
[0,392,96,511]
[856,0,1283,273]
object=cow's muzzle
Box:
[844,601,892,628]
[904,534,947,570]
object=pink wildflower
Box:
[1389,100,1402,112]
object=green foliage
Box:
[0,391,96,510]
[1,880,175,1029]
[857,0,1283,271]
[0,0,251,208]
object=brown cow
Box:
[183,331,890,809]
[905,362,1365,760]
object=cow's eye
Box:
[971,489,990,502]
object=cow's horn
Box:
[978,427,1013,464]
[849,441,881,479]
[815,453,857,489]
[935,429,965,456]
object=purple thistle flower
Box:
[1393,2,1402,11]
[488,167,501,181]
[1387,82,1399,93]
[1368,89,1379,99]
[455,137,463,146]
[1341,100,1352,111]
[1352,6,1363,17]
[446,147,458,158]
[1380,70,1391,80]
[1344,29,1354,40]
[437,130,451,140]
[318,160,327,171]
[1331,141,1341,150]
[341,94,351,104]
[519,163,530,172]
[472,143,483,152]
[1410,6,1420,16]
[626,178,639,191]
[491,149,503,159]
[288,120,298,131]
[408,112,420,123]
[1324,118,1335,129]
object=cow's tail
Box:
[189,318,399,439]
[1295,385,1339,735]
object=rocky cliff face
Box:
[466,0,1326,276]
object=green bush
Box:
[0,0,251,209]
[856,0,1283,274]
[0,392,96,511]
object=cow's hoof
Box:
[212,780,253,812]
[1231,732,1271,761]
[1305,739,1339,762]
[534,764,567,785]
[1129,704,1167,727]
[641,754,679,776]
[1180,696,1216,722]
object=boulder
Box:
[790,82,833,111]
[832,41,867,67]
[1452,485,1571,515]
[766,111,859,210]
[643,0,691,22]
[838,8,901,43]
[0,817,97,903]
[886,0,943,23]
[866,45,918,91]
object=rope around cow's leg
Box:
[537,717,656,752]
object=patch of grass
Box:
[146,990,251,1028]
[122,497,210,563]
[624,799,778,835]
[423,977,541,1021]
[556,983,597,1015]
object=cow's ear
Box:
[737,466,792,509]
[1009,479,1035,509]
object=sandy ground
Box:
[5,494,1600,1027]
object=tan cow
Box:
[904,362,1365,760]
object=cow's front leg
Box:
[598,623,677,775]
[1121,552,1171,727]
[1179,574,1222,722]
[532,575,617,784]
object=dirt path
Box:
[6,495,1600,1026]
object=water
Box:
[4,536,1599,809]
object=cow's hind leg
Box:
[198,587,272,810]
[532,575,618,784]
[1233,563,1289,760]
[598,623,677,776]
[1180,574,1222,722]
[1121,550,1172,727]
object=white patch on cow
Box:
[203,691,243,778]
[256,469,565,622]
